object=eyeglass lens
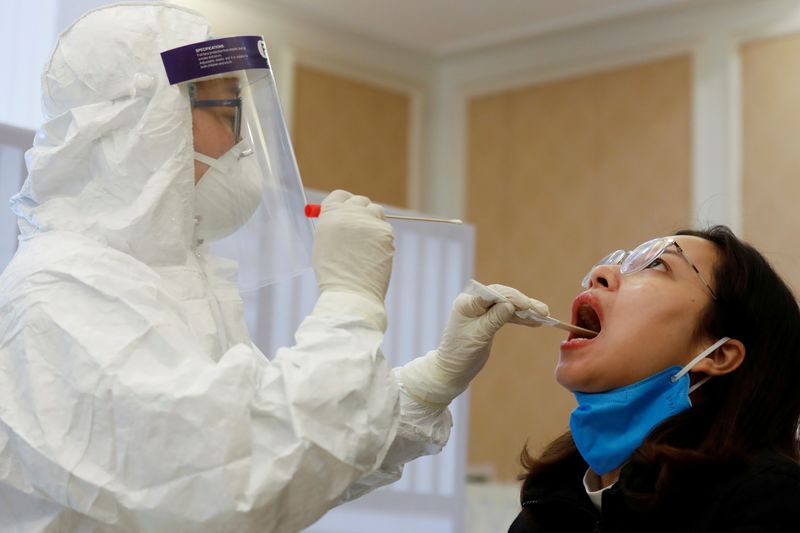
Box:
[620,238,667,276]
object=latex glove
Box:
[311,190,395,330]
[398,284,548,406]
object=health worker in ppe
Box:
[509,228,800,532]
[0,4,546,532]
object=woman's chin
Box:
[554,363,584,392]
[555,356,608,393]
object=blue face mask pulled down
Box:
[569,337,730,475]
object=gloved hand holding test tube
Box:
[305,204,463,224]
[465,280,598,338]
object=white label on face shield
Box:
[162,36,270,84]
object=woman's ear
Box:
[692,339,746,376]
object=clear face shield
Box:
[161,36,313,291]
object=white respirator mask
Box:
[193,140,262,243]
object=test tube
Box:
[304,204,463,224]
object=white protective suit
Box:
[0,4,450,532]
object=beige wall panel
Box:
[742,35,800,291]
[292,66,410,207]
[467,56,692,481]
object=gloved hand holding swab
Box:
[464,280,598,338]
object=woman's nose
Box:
[587,264,620,291]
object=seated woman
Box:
[510,226,800,532]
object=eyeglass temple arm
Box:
[673,242,717,300]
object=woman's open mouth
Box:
[562,293,603,348]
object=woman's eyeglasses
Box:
[581,237,717,300]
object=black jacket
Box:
[508,451,800,532]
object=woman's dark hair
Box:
[520,225,800,508]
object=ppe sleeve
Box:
[0,262,405,532]
[336,369,453,503]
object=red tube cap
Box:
[304,204,322,218]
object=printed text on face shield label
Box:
[161,36,271,85]
[196,46,248,70]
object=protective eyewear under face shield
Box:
[581,237,717,300]
[189,84,242,143]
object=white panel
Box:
[0,145,25,270]
[412,454,436,495]
[438,395,459,496]
[0,124,33,273]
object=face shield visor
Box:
[161,36,313,291]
